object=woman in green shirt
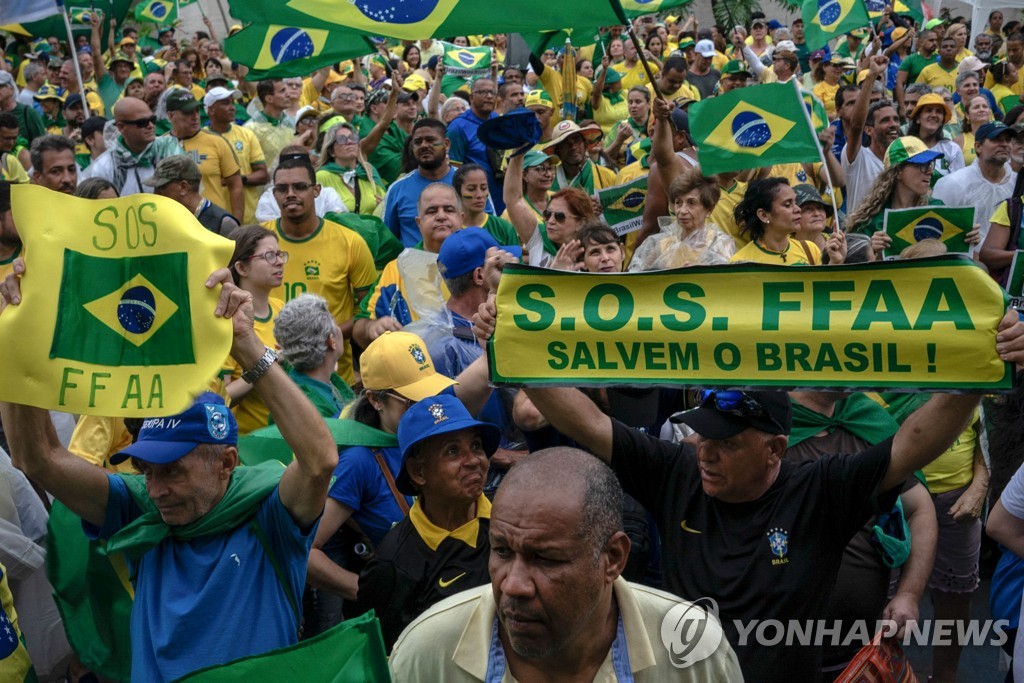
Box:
[452,163,520,246]
[989,62,1020,117]
[316,122,385,215]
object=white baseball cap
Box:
[203,86,241,109]
[695,39,716,58]
[773,40,797,54]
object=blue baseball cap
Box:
[395,393,501,494]
[437,227,521,279]
[110,392,238,465]
[976,121,1014,142]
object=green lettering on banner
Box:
[762,282,803,330]
[59,367,84,405]
[148,375,164,409]
[122,374,142,410]
[853,281,911,330]
[583,284,633,332]
[92,207,118,251]
[514,284,556,331]
[89,372,111,408]
[914,278,974,330]
[487,259,1012,391]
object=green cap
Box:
[525,89,553,109]
[678,37,695,50]
[522,150,560,169]
[165,89,202,113]
[601,66,622,84]
[319,114,347,134]
[143,155,201,189]
[721,59,751,77]
[883,136,944,169]
[924,18,946,30]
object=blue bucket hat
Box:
[437,227,522,279]
[110,392,238,465]
[395,394,501,494]
[477,107,542,153]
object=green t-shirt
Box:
[368,121,408,186]
[97,73,125,115]
[897,53,938,84]
[483,214,521,247]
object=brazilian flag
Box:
[134,0,177,24]
[225,23,373,79]
[690,82,820,175]
[802,0,871,51]
[802,89,829,133]
[50,250,195,366]
[618,0,694,14]
[882,206,972,259]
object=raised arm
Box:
[651,97,687,186]
[522,387,614,461]
[503,149,540,245]
[90,13,108,81]
[846,55,887,165]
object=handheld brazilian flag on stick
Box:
[802,0,870,51]
[134,0,176,24]
[883,206,973,259]
[689,82,820,175]
[440,40,491,95]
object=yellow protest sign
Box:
[0,185,234,416]
[488,258,1012,391]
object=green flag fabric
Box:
[50,250,195,367]
[597,176,648,236]
[689,82,820,175]
[882,206,973,259]
[224,24,378,79]
[239,419,398,466]
[788,393,900,447]
[46,502,133,682]
[133,0,176,24]
[802,0,871,51]
[174,611,391,682]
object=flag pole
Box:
[606,0,665,100]
[58,0,93,116]
[791,78,842,230]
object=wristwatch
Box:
[241,346,278,384]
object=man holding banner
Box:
[0,262,339,681]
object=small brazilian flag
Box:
[134,0,177,24]
[803,89,829,133]
[68,8,97,24]
[802,0,870,51]
[50,250,195,366]
[689,82,820,175]
[224,23,359,79]
[882,206,973,259]
[597,176,648,236]
[440,40,491,96]
[618,0,695,16]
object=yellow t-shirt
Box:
[0,563,34,681]
[205,124,267,223]
[813,81,840,120]
[0,153,28,183]
[916,62,959,91]
[222,297,284,435]
[316,168,384,215]
[266,218,378,385]
[645,80,701,107]
[592,96,630,135]
[731,238,822,265]
[921,410,979,493]
[178,131,242,215]
[68,415,137,473]
[711,180,748,247]
[612,60,660,90]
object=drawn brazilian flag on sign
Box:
[802,0,870,51]
[50,250,195,365]
[597,176,648,236]
[690,82,819,175]
[134,0,177,24]
[882,206,972,259]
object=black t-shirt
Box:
[686,70,721,99]
[609,419,896,682]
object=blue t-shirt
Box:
[86,475,315,682]
[328,445,412,547]
[447,109,503,213]
[383,168,458,248]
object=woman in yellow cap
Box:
[907,92,965,177]
[304,331,491,637]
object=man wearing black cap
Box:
[519,350,1024,681]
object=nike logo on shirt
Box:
[439,572,467,588]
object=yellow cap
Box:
[361,332,457,401]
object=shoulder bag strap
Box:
[798,239,816,265]
[372,448,411,516]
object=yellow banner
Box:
[0,185,235,416]
[487,258,1013,391]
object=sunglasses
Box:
[272,182,314,194]
[333,134,360,145]
[247,250,289,264]
[697,389,785,433]
[543,210,578,223]
[118,116,157,128]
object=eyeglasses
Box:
[118,115,157,128]
[697,389,785,433]
[543,210,578,223]
[386,392,413,408]
[334,93,356,101]
[333,134,360,145]
[247,250,289,264]
[529,164,555,175]
[905,161,935,174]
[473,89,496,97]
[272,182,314,194]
